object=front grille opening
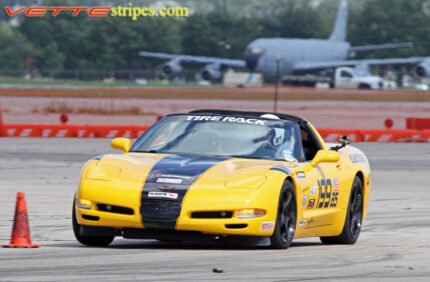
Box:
[81,214,100,221]
[98,204,134,215]
[191,211,233,219]
[225,224,248,229]
[141,200,181,220]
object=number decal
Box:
[315,178,338,209]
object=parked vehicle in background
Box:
[283,67,387,90]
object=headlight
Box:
[225,175,266,189]
[76,198,92,210]
[237,208,266,218]
[86,165,121,181]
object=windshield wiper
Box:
[230,155,286,161]
[131,150,160,153]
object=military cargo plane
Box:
[140,0,428,82]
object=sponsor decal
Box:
[148,191,178,199]
[297,172,306,178]
[302,194,308,208]
[260,221,275,231]
[185,115,266,125]
[310,185,317,195]
[298,219,306,227]
[155,173,193,180]
[349,154,366,163]
[156,177,183,184]
[308,199,315,209]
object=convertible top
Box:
[188,109,307,125]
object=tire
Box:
[72,204,114,247]
[270,180,297,249]
[320,176,363,245]
[359,84,371,90]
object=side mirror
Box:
[111,137,131,153]
[310,150,340,167]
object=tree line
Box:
[1,0,430,72]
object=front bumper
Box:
[76,204,277,237]
[76,170,283,237]
[76,188,278,237]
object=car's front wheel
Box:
[320,176,363,245]
[72,204,114,247]
[270,180,297,249]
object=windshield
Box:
[131,114,304,161]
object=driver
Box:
[253,126,297,161]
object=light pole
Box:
[274,55,281,113]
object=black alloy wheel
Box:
[320,176,363,245]
[271,180,297,249]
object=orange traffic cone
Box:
[2,192,40,248]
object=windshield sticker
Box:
[185,115,267,125]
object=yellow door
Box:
[302,161,342,230]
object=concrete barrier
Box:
[1,123,430,143]
[318,128,430,143]
[0,124,149,139]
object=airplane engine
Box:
[201,64,223,82]
[415,59,430,77]
[161,60,183,79]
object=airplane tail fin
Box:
[329,0,348,42]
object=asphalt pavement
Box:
[0,139,429,281]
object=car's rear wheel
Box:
[359,83,371,90]
[270,180,296,249]
[72,204,114,247]
[320,176,363,245]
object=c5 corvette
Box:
[73,109,371,249]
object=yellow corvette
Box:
[73,110,371,249]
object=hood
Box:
[91,153,291,186]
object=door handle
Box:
[336,164,342,170]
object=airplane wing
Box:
[139,51,246,68]
[293,57,427,73]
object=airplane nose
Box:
[244,47,264,71]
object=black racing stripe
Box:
[141,154,227,230]
[270,165,291,175]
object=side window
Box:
[300,127,321,161]
[340,70,353,78]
